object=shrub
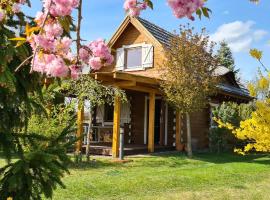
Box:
[209,102,254,153]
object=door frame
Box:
[144,96,168,145]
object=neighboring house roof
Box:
[213,66,231,76]
[217,84,251,99]
[137,17,175,46]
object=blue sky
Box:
[23,0,270,82]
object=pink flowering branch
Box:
[30,0,52,73]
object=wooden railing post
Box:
[148,92,155,153]
[112,96,121,158]
[76,102,84,153]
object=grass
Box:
[51,152,270,200]
[0,152,269,199]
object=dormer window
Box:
[125,47,142,69]
[116,43,153,71]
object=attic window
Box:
[116,43,153,71]
[125,47,142,69]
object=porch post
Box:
[148,92,155,153]
[76,102,84,153]
[112,96,121,158]
[175,111,183,151]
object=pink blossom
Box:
[65,51,75,61]
[32,55,47,73]
[43,0,79,17]
[35,11,46,26]
[57,36,72,54]
[139,2,147,10]
[124,0,137,10]
[129,7,141,17]
[124,0,148,17]
[79,48,90,63]
[12,3,21,13]
[45,55,69,77]
[44,22,63,37]
[0,10,5,22]
[69,65,81,79]
[89,57,102,70]
[104,54,114,66]
[167,0,204,20]
[34,35,56,52]
[88,39,114,67]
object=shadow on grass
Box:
[151,151,270,165]
[68,158,126,170]
[67,151,270,170]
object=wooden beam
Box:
[94,73,114,82]
[123,85,160,94]
[175,111,183,151]
[76,103,84,153]
[148,92,155,153]
[113,72,159,85]
[112,95,121,158]
[114,80,136,87]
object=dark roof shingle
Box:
[137,17,175,46]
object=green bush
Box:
[209,102,254,153]
[27,102,76,138]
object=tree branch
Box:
[76,0,83,64]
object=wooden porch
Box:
[75,71,184,158]
[82,143,175,156]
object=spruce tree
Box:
[217,41,239,76]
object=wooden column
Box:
[148,92,155,153]
[175,111,183,151]
[76,103,84,153]
[112,96,121,158]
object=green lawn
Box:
[50,152,270,200]
[0,152,269,199]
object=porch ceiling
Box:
[90,71,161,94]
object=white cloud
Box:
[253,30,268,41]
[210,21,268,53]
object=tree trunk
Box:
[186,113,193,157]
[86,107,92,162]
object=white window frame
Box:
[123,43,145,71]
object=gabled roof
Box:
[107,16,251,100]
[137,17,175,46]
[107,16,171,48]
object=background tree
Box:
[160,26,219,157]
[217,41,239,76]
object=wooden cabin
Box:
[78,16,251,157]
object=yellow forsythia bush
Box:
[216,100,270,153]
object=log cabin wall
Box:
[167,106,176,147]
[128,91,147,145]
